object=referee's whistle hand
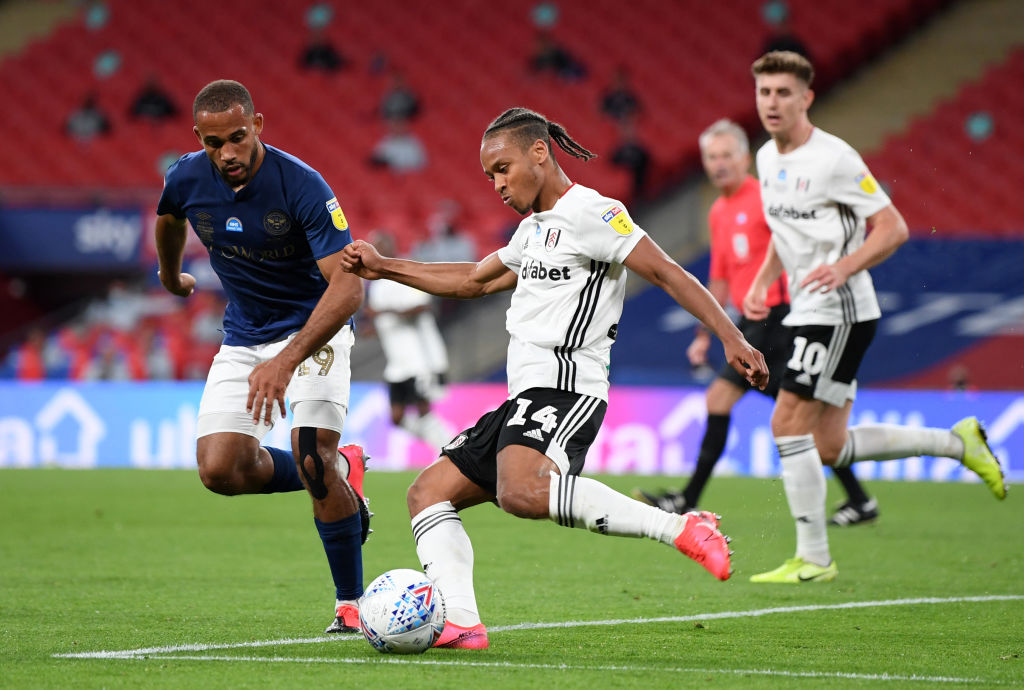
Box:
[742,286,769,321]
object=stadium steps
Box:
[810,0,1024,154]
[0,0,77,59]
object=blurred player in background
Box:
[341,107,769,649]
[634,118,879,526]
[364,231,453,449]
[154,80,370,633]
[745,52,1006,584]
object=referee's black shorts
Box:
[716,304,791,400]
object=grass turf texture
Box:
[1,469,1020,688]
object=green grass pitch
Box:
[1,468,1020,688]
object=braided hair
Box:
[483,107,596,163]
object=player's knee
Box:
[770,402,800,437]
[406,479,427,516]
[816,437,844,466]
[196,452,245,496]
[495,483,547,519]
[296,428,338,500]
[313,441,342,476]
[407,474,445,517]
[705,380,739,415]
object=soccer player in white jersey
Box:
[743,52,1007,584]
[634,119,880,527]
[364,232,452,449]
[341,107,769,649]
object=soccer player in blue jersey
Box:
[154,80,369,633]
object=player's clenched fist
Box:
[340,240,385,279]
[724,336,769,390]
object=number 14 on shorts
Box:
[507,397,559,433]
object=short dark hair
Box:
[483,107,596,162]
[192,79,255,121]
[751,51,815,86]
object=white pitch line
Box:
[489,594,1024,632]
[54,635,356,659]
[54,594,1024,661]
[82,654,1000,685]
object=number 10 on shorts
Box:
[787,336,827,375]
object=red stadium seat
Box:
[866,47,1024,236]
[0,0,964,247]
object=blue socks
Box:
[260,446,305,493]
[261,447,363,599]
[315,513,364,600]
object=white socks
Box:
[774,425,963,566]
[547,472,682,545]
[776,435,831,567]
[400,412,452,449]
[410,475,691,628]
[835,425,964,467]
[411,501,480,627]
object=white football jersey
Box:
[496,184,646,401]
[415,311,449,375]
[368,280,439,383]
[756,128,891,326]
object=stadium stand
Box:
[601,44,1024,390]
[0,0,947,255]
[10,0,1023,386]
[865,47,1024,236]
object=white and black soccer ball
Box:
[358,568,446,654]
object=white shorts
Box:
[197,326,354,440]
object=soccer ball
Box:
[358,569,446,654]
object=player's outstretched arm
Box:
[247,250,363,425]
[800,204,909,294]
[688,278,729,367]
[155,214,195,297]
[743,238,783,320]
[624,236,768,389]
[340,241,517,298]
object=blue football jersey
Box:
[157,144,353,346]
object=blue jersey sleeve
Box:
[155,157,186,218]
[293,170,353,260]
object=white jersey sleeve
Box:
[827,147,891,220]
[497,223,528,272]
[367,279,432,313]
[575,198,646,264]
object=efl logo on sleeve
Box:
[601,206,633,235]
[855,171,879,194]
[326,197,348,231]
